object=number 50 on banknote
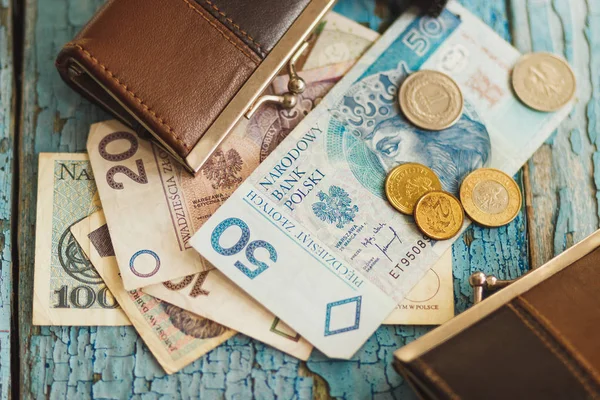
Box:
[192,2,572,359]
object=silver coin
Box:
[512,52,576,112]
[398,70,464,131]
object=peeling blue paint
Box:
[585,5,600,221]
[570,129,583,155]
[0,0,12,397]
[21,0,526,398]
[333,0,384,32]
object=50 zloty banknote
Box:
[271,64,455,326]
[191,2,573,359]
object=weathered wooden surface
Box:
[0,0,11,398]
[11,0,596,399]
[511,0,600,268]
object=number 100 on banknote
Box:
[192,2,571,359]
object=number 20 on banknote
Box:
[88,121,207,290]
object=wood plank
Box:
[451,0,530,309]
[0,0,12,398]
[18,0,114,397]
[511,0,599,267]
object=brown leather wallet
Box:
[56,0,335,173]
[394,230,600,399]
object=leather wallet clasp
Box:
[183,0,336,174]
[469,271,517,304]
[245,41,310,119]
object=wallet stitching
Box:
[413,359,460,400]
[199,0,265,55]
[181,0,259,64]
[508,302,600,397]
[72,44,191,151]
[516,295,600,385]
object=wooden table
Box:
[0,0,594,398]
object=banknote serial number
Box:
[389,235,434,279]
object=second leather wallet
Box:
[394,229,600,399]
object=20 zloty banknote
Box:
[191,2,572,359]
[33,153,129,326]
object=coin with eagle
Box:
[414,191,464,240]
[385,163,442,215]
[460,168,522,227]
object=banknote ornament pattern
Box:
[203,149,244,190]
[324,296,362,336]
[58,227,102,285]
[191,2,573,359]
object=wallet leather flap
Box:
[57,0,261,159]
[519,246,600,379]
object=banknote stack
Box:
[32,2,575,373]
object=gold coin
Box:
[385,163,442,215]
[512,52,576,112]
[398,70,464,131]
[460,168,522,227]
[414,191,464,240]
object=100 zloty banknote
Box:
[33,153,129,326]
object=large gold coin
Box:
[512,52,576,112]
[398,70,463,131]
[460,168,522,227]
[385,163,442,215]
[414,191,464,240]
